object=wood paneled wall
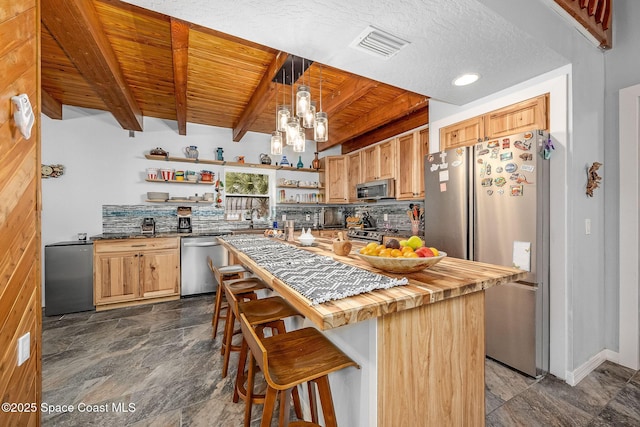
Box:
[0,0,42,426]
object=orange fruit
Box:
[390,249,403,258]
[403,252,419,258]
[366,242,378,251]
[359,247,367,254]
[401,246,414,254]
[379,249,392,258]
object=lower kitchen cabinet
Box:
[94,237,180,310]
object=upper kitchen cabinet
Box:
[396,128,429,200]
[484,95,548,138]
[440,95,548,149]
[347,152,362,203]
[440,116,484,150]
[362,139,395,182]
[322,156,349,204]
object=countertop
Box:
[91,231,233,240]
[220,236,526,330]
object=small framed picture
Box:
[510,185,523,196]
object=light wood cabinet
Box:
[440,95,548,149]
[440,116,484,150]
[484,95,547,138]
[396,128,429,200]
[94,237,180,310]
[347,151,362,202]
[323,155,349,204]
[362,139,395,182]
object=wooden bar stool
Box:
[239,312,359,427]
[208,258,249,339]
[227,295,303,426]
[220,277,269,378]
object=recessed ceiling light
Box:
[453,73,480,86]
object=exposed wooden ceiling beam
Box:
[322,76,378,116]
[317,92,428,151]
[341,107,429,154]
[41,89,62,120]
[41,0,143,131]
[232,52,289,142]
[170,18,189,135]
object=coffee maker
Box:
[177,206,192,233]
[141,217,156,235]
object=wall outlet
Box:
[17,332,30,366]
[282,214,286,221]
[306,214,311,221]
[383,213,388,221]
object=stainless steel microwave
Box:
[356,179,395,200]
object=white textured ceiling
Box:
[123,0,568,105]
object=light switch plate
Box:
[585,219,591,235]
[18,332,30,366]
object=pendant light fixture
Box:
[286,58,300,145]
[276,70,290,132]
[293,127,305,153]
[296,59,311,118]
[270,78,283,155]
[314,64,328,142]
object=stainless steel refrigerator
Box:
[424,130,550,378]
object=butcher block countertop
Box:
[220,236,526,330]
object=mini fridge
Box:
[44,240,94,316]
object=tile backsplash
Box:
[102,200,424,235]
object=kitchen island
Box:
[220,236,526,426]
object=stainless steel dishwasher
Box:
[180,235,228,296]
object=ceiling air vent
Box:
[349,26,409,59]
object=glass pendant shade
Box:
[303,101,316,129]
[293,128,306,152]
[296,85,310,118]
[277,106,291,132]
[270,131,283,155]
[314,111,328,142]
[286,117,300,145]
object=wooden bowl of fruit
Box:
[355,237,446,273]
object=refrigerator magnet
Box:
[475,143,483,150]
[510,185,524,196]
[427,154,435,163]
[487,190,494,196]
[491,148,499,159]
[500,151,513,161]
[494,177,507,187]
[440,182,447,192]
[486,164,492,175]
[509,173,520,181]
[481,178,493,187]
[514,140,532,151]
[495,166,503,173]
[451,160,462,167]
[477,158,484,164]
[439,170,449,182]
[505,163,518,173]
[478,149,489,156]
[524,132,534,140]
[456,148,464,156]
[521,164,535,173]
[519,153,533,161]
[430,163,439,172]
[439,151,448,161]
[512,241,532,271]
[498,189,505,195]
[487,140,499,148]
[502,139,510,149]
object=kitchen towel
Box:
[221,235,408,305]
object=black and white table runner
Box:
[220,235,408,305]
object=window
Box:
[223,168,276,219]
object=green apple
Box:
[407,235,423,250]
[399,240,409,247]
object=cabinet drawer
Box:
[95,237,179,253]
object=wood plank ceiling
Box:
[40,0,429,152]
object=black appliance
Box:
[44,241,94,316]
[177,206,192,233]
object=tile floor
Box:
[41,295,640,426]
